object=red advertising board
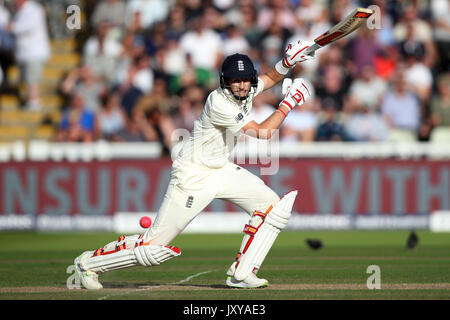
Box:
[0,159,448,215]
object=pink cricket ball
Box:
[139,216,152,228]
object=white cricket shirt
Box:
[175,77,265,169]
[11,1,50,62]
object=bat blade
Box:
[304,8,374,55]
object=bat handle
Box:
[304,43,322,56]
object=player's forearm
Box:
[244,105,290,139]
[260,67,286,91]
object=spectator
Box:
[46,0,80,39]
[225,1,260,47]
[96,92,127,140]
[257,0,297,33]
[223,24,250,57]
[402,52,433,103]
[171,90,198,132]
[393,6,433,44]
[57,93,96,142]
[431,0,450,72]
[91,0,127,30]
[373,44,400,80]
[315,102,349,142]
[372,0,396,46]
[144,107,176,156]
[131,54,154,95]
[344,104,390,142]
[381,72,421,132]
[158,34,187,93]
[0,2,14,90]
[393,5,437,68]
[165,4,187,40]
[259,19,292,67]
[203,6,228,34]
[431,73,450,127]
[146,21,169,57]
[250,91,277,125]
[112,114,157,142]
[315,63,348,112]
[398,21,426,60]
[179,15,223,87]
[288,6,330,78]
[9,0,50,110]
[60,64,106,113]
[281,100,319,142]
[295,0,325,28]
[133,77,172,117]
[83,21,123,84]
[120,85,143,119]
[349,65,387,111]
[349,25,383,76]
[182,84,205,119]
[180,0,200,22]
[125,0,172,30]
[399,24,433,102]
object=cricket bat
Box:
[303,7,374,56]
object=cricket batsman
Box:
[74,40,315,289]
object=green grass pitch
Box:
[0,230,449,300]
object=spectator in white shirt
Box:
[400,25,433,102]
[349,65,387,111]
[83,21,123,85]
[223,24,250,57]
[125,0,172,30]
[344,105,390,142]
[9,0,50,110]
[381,72,421,132]
[92,0,127,29]
[281,99,319,142]
[179,15,223,72]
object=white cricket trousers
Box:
[143,161,280,245]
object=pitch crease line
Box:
[97,270,214,300]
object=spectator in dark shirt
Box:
[316,103,350,141]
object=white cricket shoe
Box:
[74,251,103,290]
[226,261,237,276]
[226,273,269,288]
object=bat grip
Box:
[304,43,322,55]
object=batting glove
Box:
[275,40,315,75]
[279,78,313,111]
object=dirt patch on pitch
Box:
[126,283,450,291]
[2,283,449,294]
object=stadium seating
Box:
[0,38,79,143]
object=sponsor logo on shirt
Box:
[185,195,194,208]
[235,113,244,123]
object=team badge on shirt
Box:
[235,113,244,123]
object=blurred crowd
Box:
[0,0,449,150]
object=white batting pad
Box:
[135,244,181,267]
[80,244,181,274]
[233,190,298,281]
[265,190,297,230]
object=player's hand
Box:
[283,40,315,67]
[279,78,313,111]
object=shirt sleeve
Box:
[254,77,265,97]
